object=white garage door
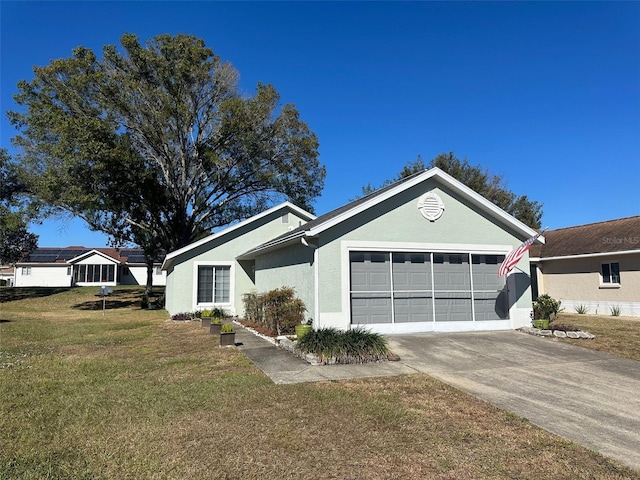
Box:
[350,251,508,330]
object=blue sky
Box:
[2,1,639,248]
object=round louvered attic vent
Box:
[417,191,444,221]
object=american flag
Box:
[498,230,545,277]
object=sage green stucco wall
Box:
[254,244,315,322]
[165,209,310,316]
[316,179,532,315]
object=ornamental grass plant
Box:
[296,327,390,364]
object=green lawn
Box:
[1,287,638,479]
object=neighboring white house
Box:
[13,247,166,288]
[164,168,543,334]
[530,216,640,317]
[0,265,14,286]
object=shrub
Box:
[200,309,214,318]
[242,292,263,324]
[574,304,588,314]
[610,305,621,317]
[212,307,228,318]
[297,327,390,364]
[242,287,307,336]
[171,312,192,321]
[532,294,563,321]
[221,323,234,333]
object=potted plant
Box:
[532,294,562,330]
[220,323,236,346]
[209,317,222,335]
[200,309,214,329]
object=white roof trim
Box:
[307,167,541,241]
[531,249,639,262]
[162,201,315,269]
[66,249,120,265]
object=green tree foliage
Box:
[0,149,38,265]
[357,153,542,229]
[8,33,325,270]
[430,153,542,229]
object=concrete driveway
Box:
[386,331,640,472]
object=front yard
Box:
[0,287,637,479]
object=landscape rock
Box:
[518,326,596,340]
[305,353,322,366]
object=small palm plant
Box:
[575,304,588,314]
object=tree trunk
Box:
[145,259,154,296]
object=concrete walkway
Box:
[233,324,416,384]
[234,325,640,472]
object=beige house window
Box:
[601,262,620,286]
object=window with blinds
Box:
[197,265,231,304]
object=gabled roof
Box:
[162,201,316,270]
[17,247,164,265]
[66,249,123,264]
[530,216,640,260]
[239,167,542,259]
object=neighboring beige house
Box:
[164,168,543,333]
[14,247,166,288]
[530,216,640,317]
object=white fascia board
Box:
[162,201,315,269]
[307,167,543,243]
[14,263,68,267]
[534,249,639,262]
[66,249,119,265]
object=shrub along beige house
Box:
[530,216,640,317]
[163,168,543,333]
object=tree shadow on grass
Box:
[0,287,70,303]
[73,299,142,311]
[73,289,144,311]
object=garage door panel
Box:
[472,255,508,321]
[474,289,508,321]
[434,292,472,322]
[350,251,511,328]
[351,292,392,324]
[394,292,433,323]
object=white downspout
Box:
[301,237,319,328]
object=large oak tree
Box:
[0,149,38,265]
[9,33,325,288]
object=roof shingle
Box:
[530,216,640,258]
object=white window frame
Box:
[154,266,162,276]
[193,261,234,311]
[600,261,621,288]
[22,266,32,276]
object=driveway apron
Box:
[386,331,640,472]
